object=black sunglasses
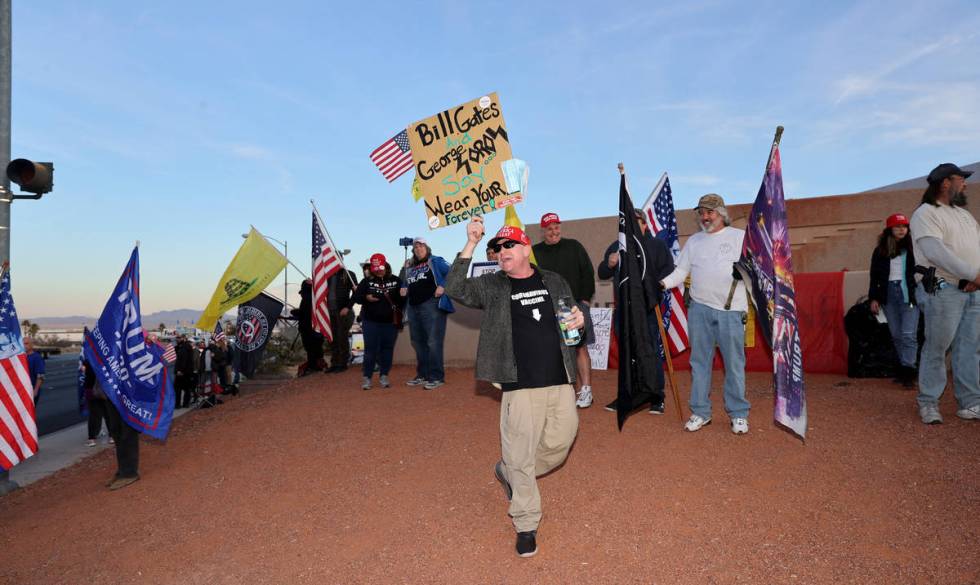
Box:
[489,240,521,253]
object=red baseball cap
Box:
[370,253,387,272]
[488,225,531,247]
[540,213,560,227]
[886,213,909,228]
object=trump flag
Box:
[83,247,175,440]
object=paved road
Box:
[34,352,178,437]
[34,352,86,436]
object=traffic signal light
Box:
[6,159,53,195]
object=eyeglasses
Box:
[489,240,521,253]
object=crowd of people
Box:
[64,162,977,555]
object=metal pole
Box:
[0,0,17,496]
[0,0,10,262]
[283,240,288,315]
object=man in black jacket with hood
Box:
[597,208,675,414]
[291,279,325,375]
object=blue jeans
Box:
[883,280,920,368]
[916,284,979,409]
[687,302,750,419]
[407,297,447,382]
[362,320,398,378]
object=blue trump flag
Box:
[82,247,174,440]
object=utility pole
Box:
[0,0,16,496]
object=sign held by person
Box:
[408,93,523,230]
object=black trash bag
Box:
[844,298,899,378]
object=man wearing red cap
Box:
[446,216,585,559]
[532,212,597,408]
[909,163,980,424]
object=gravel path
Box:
[1,367,977,584]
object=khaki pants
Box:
[499,384,578,532]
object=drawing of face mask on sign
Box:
[501,158,528,195]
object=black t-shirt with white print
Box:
[501,269,567,392]
[405,261,437,306]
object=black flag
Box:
[615,172,663,430]
[234,292,283,378]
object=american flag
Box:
[312,209,342,342]
[162,342,177,364]
[145,333,176,364]
[213,321,227,343]
[370,130,414,182]
[642,173,690,355]
[0,269,38,470]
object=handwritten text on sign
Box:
[408,93,523,230]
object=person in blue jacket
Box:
[400,237,454,390]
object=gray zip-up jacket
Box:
[445,256,579,386]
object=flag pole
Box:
[250,225,309,279]
[655,304,685,422]
[310,199,357,289]
[767,125,785,169]
[724,125,785,311]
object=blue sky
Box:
[11,0,980,318]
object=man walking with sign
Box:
[661,194,751,434]
[446,217,584,558]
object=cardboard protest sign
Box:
[587,307,614,371]
[407,93,523,230]
[468,261,500,278]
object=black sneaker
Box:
[649,401,665,415]
[603,400,617,412]
[516,531,537,558]
[494,460,512,502]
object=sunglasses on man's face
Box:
[489,240,521,253]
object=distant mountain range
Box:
[24,309,203,330]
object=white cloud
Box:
[229,143,274,161]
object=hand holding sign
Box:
[467,216,485,244]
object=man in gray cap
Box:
[659,194,751,434]
[909,163,980,425]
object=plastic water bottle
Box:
[557,298,581,346]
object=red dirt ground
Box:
[0,367,977,584]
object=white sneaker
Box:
[919,404,942,425]
[684,414,711,432]
[379,375,390,388]
[575,386,593,408]
[731,417,749,435]
[956,404,980,420]
[361,377,372,390]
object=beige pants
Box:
[499,384,579,532]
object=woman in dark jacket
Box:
[868,213,919,387]
[353,254,404,390]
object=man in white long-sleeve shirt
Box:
[909,163,980,425]
[661,194,751,434]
